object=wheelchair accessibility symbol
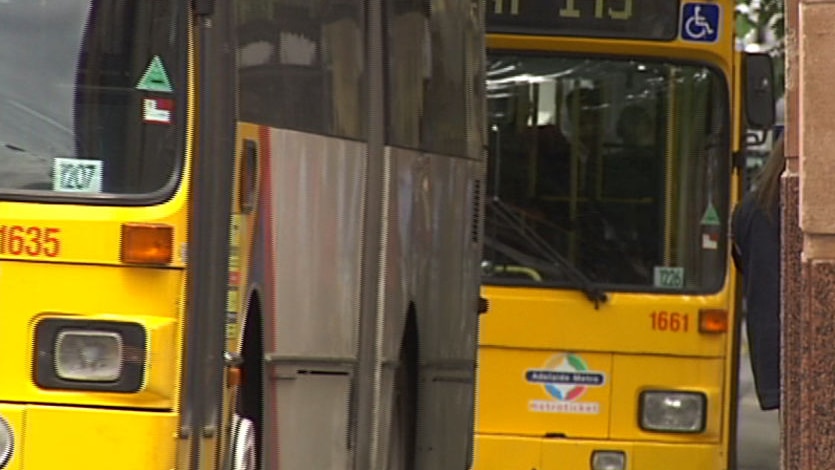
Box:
[681,3,720,42]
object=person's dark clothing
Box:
[731,191,781,411]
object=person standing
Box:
[731,135,784,411]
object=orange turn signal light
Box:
[120,223,174,265]
[698,309,728,334]
[227,366,241,387]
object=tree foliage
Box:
[736,0,785,97]
[736,0,785,53]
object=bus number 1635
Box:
[0,225,61,258]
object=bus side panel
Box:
[266,130,364,359]
[377,147,482,469]
[376,147,420,470]
[254,129,366,469]
[414,151,482,469]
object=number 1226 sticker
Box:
[654,266,684,289]
[53,157,103,193]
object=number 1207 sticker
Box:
[53,158,103,193]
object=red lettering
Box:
[25,226,42,256]
[0,225,62,257]
[651,311,690,333]
[9,225,24,255]
[43,228,61,257]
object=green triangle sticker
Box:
[136,56,173,93]
[701,202,721,226]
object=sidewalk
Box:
[736,321,780,470]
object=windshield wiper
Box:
[484,235,570,279]
[486,198,608,309]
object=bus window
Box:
[237,0,366,139]
[484,55,729,292]
[0,0,184,196]
[74,0,184,195]
[385,0,482,157]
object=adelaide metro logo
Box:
[525,353,606,414]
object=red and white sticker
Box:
[143,98,174,124]
[702,232,719,250]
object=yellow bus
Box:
[474,0,775,468]
[0,1,486,469]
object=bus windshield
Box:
[484,53,730,293]
[0,0,183,197]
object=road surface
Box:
[736,323,780,470]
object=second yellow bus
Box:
[474,0,775,468]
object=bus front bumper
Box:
[0,403,178,470]
[474,434,725,470]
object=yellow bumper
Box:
[0,403,178,470]
[474,434,725,470]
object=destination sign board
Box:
[487,0,680,41]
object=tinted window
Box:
[236,0,365,139]
[384,0,483,157]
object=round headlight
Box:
[0,415,14,468]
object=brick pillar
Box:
[780,0,801,467]
[780,172,801,470]
[785,1,835,467]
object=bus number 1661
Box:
[650,311,690,333]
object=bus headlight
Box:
[34,319,146,393]
[591,450,625,470]
[0,415,12,469]
[639,391,706,433]
[55,330,123,382]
